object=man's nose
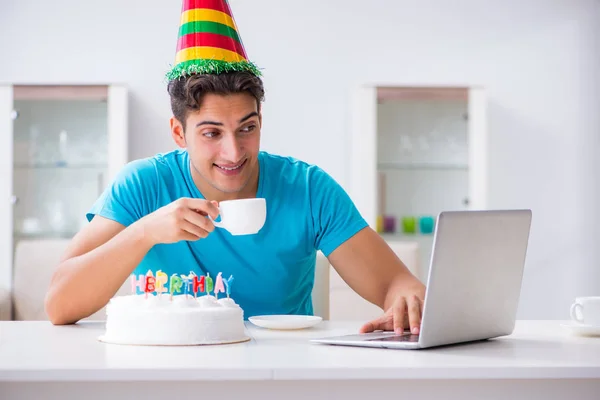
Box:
[221,134,244,162]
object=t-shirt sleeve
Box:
[309,166,369,257]
[86,159,159,227]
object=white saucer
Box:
[560,322,600,337]
[248,315,322,330]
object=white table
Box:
[1,320,599,400]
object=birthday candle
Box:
[144,271,156,298]
[214,272,225,298]
[185,271,196,294]
[130,274,145,295]
[155,270,168,295]
[187,271,195,294]
[169,274,183,300]
[192,275,205,297]
[181,274,191,298]
[224,275,234,298]
[206,273,214,295]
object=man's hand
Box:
[359,281,426,335]
[139,198,220,245]
[326,227,427,335]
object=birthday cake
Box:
[99,271,249,346]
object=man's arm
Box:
[45,216,152,325]
[327,226,426,334]
[45,198,219,325]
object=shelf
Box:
[380,232,435,241]
[13,231,77,240]
[14,85,108,101]
[378,162,468,171]
[13,163,107,170]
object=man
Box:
[45,0,426,335]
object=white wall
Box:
[1,0,599,319]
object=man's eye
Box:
[241,125,256,133]
[203,131,219,138]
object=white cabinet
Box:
[351,86,488,275]
[331,85,488,321]
[0,85,128,320]
[351,86,488,227]
[376,87,488,276]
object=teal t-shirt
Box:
[87,150,368,318]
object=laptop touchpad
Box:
[367,334,419,342]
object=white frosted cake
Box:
[99,294,248,346]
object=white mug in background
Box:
[570,297,600,326]
[210,198,266,236]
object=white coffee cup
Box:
[211,198,266,236]
[570,297,600,326]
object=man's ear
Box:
[170,117,186,148]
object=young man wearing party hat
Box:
[46,0,426,334]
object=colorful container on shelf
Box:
[401,216,417,234]
[377,214,435,235]
[376,215,384,233]
[376,215,396,233]
[419,216,435,234]
[383,216,396,233]
[399,215,435,235]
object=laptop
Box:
[311,209,532,350]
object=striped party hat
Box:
[166,0,261,81]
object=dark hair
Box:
[167,71,265,130]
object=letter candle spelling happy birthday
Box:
[193,275,205,298]
[182,274,191,298]
[224,275,234,298]
[169,274,183,301]
[131,274,145,293]
[206,273,214,294]
[155,270,168,296]
[144,271,156,299]
[214,272,225,297]
[130,270,234,300]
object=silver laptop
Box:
[311,209,532,349]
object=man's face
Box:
[171,92,261,196]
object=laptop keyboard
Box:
[367,334,420,343]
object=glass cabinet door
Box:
[12,86,109,240]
